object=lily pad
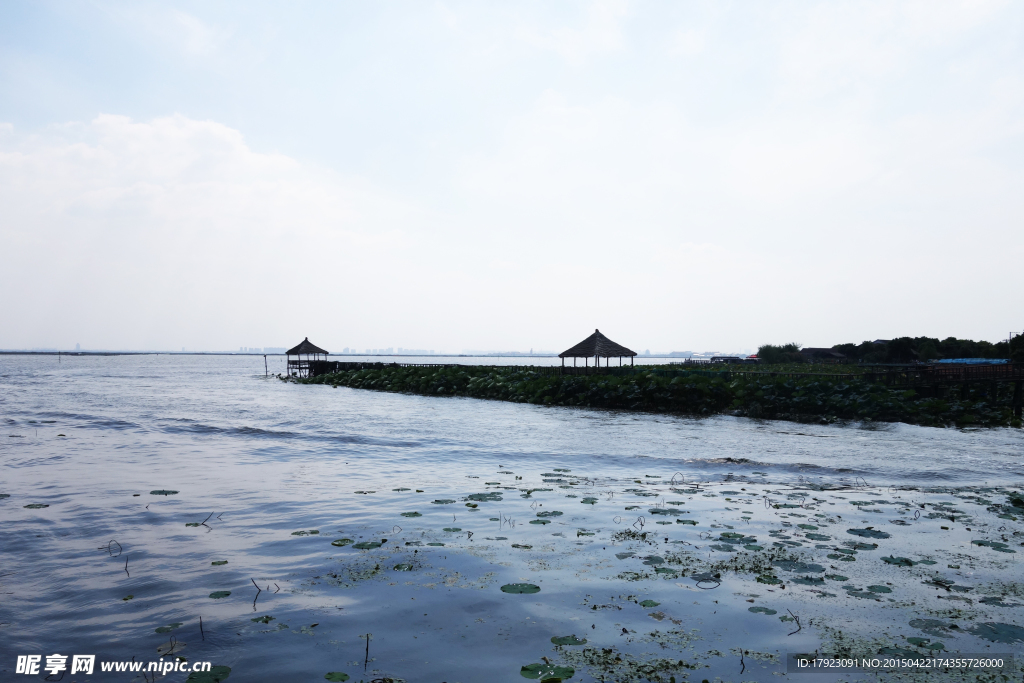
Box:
[967,622,1024,643]
[122,595,134,601]
[676,519,697,525]
[501,583,541,594]
[291,530,319,536]
[186,665,231,683]
[847,528,890,539]
[150,490,179,496]
[551,635,587,646]
[825,574,848,581]
[805,533,831,541]
[530,519,550,525]
[23,503,48,509]
[251,615,275,623]
[972,540,1016,553]
[442,527,462,532]
[521,662,574,680]
[353,541,382,550]
[642,556,664,566]
[155,622,183,633]
[0,494,9,499]
[400,512,422,518]
[331,538,354,547]
[655,567,679,577]
[468,492,502,502]
[791,576,825,586]
[393,563,414,571]
[581,497,597,504]
[536,510,563,518]
[639,600,660,608]
[209,591,231,599]
[882,556,916,567]
[774,560,825,574]
[211,560,228,566]
[749,606,778,615]
[868,585,892,593]
[427,542,445,547]
[844,541,878,551]
[756,575,782,585]
[431,499,456,504]
[910,618,954,637]
[797,524,819,530]
[325,674,350,682]
[393,487,411,491]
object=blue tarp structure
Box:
[934,358,1009,365]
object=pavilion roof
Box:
[559,329,636,358]
[286,337,329,355]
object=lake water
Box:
[2,354,1022,682]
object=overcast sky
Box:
[2,1,1022,353]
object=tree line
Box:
[758,334,1023,364]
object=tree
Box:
[757,343,803,364]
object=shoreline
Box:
[297,364,1023,429]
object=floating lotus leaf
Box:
[709,544,736,552]
[847,528,890,539]
[882,556,916,567]
[510,543,531,549]
[400,512,422,518]
[501,583,541,594]
[122,595,133,601]
[576,530,595,537]
[442,527,462,532]
[325,674,350,682]
[581,497,597,504]
[211,560,228,566]
[150,490,179,496]
[468,492,502,502]
[868,585,892,593]
[877,646,917,656]
[393,487,410,492]
[967,622,1024,643]
[843,541,878,551]
[0,493,9,499]
[209,591,231,599]
[655,567,679,576]
[745,544,764,551]
[825,574,848,581]
[353,541,382,550]
[749,606,777,615]
[972,540,1016,553]
[431,499,456,505]
[639,600,660,608]
[393,563,414,571]
[553,468,571,472]
[757,575,782,585]
[426,542,445,546]
[648,508,683,516]
[186,665,231,683]
[797,524,818,530]
[23,503,48,509]
[910,618,954,636]
[774,560,825,573]
[676,519,697,525]
[155,622,183,633]
[251,615,274,624]
[529,519,550,525]
[615,552,635,560]
[805,533,831,541]
[536,510,563,518]
[331,538,354,547]
[551,635,587,646]
[520,663,574,680]
[291,530,319,536]
[642,556,664,566]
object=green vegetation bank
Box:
[299,365,1020,429]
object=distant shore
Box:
[298,364,1021,429]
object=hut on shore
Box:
[286,337,329,378]
[559,329,637,374]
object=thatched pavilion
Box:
[286,337,329,377]
[559,329,636,374]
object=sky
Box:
[1,1,1022,353]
